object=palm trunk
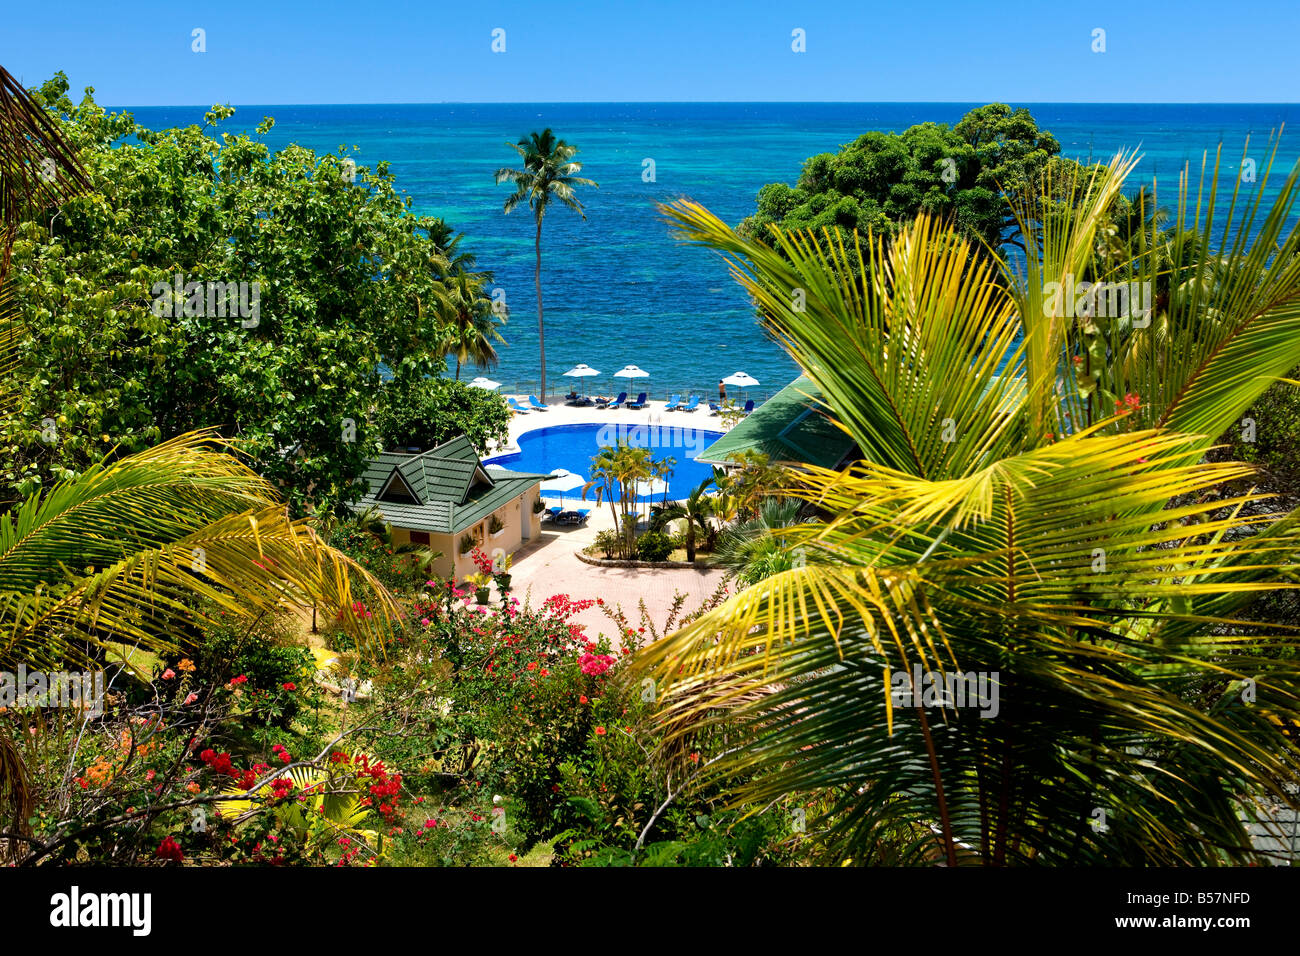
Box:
[534,215,545,401]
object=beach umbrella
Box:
[721,370,760,402]
[721,371,760,388]
[613,364,650,380]
[563,363,600,397]
[468,376,501,390]
[541,468,585,505]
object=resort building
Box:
[354,435,547,580]
[698,375,856,471]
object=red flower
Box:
[282,682,296,691]
[579,695,589,704]
[508,854,518,863]
[595,726,606,736]
[156,836,184,863]
[229,674,248,686]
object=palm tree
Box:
[582,443,654,558]
[440,271,506,379]
[713,497,808,584]
[638,145,1300,865]
[657,475,715,562]
[495,129,596,400]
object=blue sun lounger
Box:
[741,399,755,415]
[527,395,549,411]
[662,394,682,411]
[601,391,627,409]
[507,397,531,413]
[680,395,700,412]
[626,391,648,409]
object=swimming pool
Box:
[485,423,725,503]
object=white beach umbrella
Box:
[613,364,650,380]
[541,468,586,505]
[468,376,501,390]
[563,363,601,396]
[721,371,760,389]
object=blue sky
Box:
[7,0,1299,105]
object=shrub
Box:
[593,529,620,559]
[635,530,674,562]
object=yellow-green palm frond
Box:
[0,431,398,668]
[662,201,1026,481]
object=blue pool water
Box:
[485,423,724,503]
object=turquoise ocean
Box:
[128,102,1300,398]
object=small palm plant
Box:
[657,475,715,562]
[640,144,1300,865]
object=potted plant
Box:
[459,533,475,556]
[468,572,491,605]
[531,498,546,515]
[488,514,506,539]
[493,551,513,595]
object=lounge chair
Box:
[741,399,755,415]
[564,392,594,407]
[557,509,590,525]
[626,392,648,410]
[507,397,531,414]
[707,401,721,415]
[602,391,628,409]
[527,395,549,411]
[681,395,700,412]
[662,394,682,411]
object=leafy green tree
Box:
[440,271,506,379]
[495,129,597,400]
[5,75,485,513]
[740,103,1070,254]
[372,375,510,455]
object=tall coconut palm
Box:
[495,129,596,401]
[639,143,1300,865]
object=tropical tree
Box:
[657,475,715,562]
[713,497,809,585]
[582,443,655,558]
[640,142,1300,865]
[495,129,597,400]
[0,65,397,850]
[439,270,506,379]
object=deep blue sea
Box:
[124,103,1300,398]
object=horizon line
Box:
[105,100,1300,109]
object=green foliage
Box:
[740,103,1071,255]
[634,529,674,562]
[6,75,490,511]
[592,528,620,559]
[374,374,510,456]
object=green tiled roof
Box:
[352,436,545,535]
[698,376,856,471]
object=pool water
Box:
[485,423,724,503]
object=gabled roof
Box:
[352,435,546,535]
[698,376,856,471]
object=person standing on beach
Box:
[718,379,727,402]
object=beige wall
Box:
[391,485,541,584]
